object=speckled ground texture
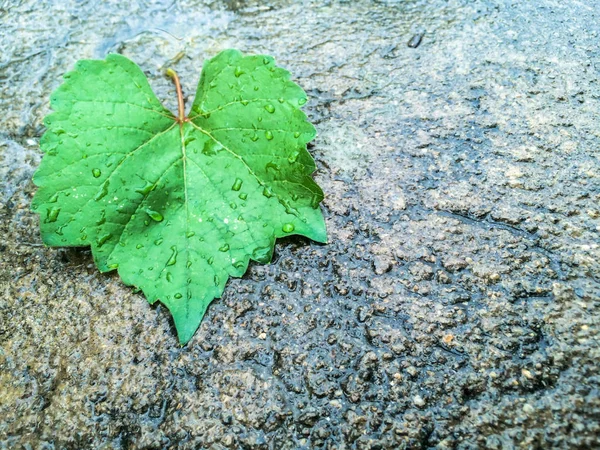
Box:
[1,0,599,448]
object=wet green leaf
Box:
[31,50,326,344]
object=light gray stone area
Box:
[1,0,599,448]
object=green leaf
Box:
[31,50,326,344]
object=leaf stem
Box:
[166,68,186,123]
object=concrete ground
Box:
[1,0,599,448]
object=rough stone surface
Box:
[1,0,599,448]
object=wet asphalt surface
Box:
[1,0,599,448]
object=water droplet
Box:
[184,136,196,146]
[166,246,177,266]
[207,256,214,265]
[252,246,272,264]
[45,207,60,223]
[254,86,259,91]
[48,193,59,203]
[250,134,259,142]
[186,261,192,268]
[108,263,118,269]
[154,238,163,245]
[232,178,243,191]
[239,193,248,200]
[263,57,270,65]
[96,233,112,247]
[186,231,195,238]
[166,272,173,282]
[81,234,88,241]
[282,223,295,233]
[96,211,106,225]
[278,97,285,103]
[298,98,307,106]
[145,208,163,222]
[291,193,299,201]
[91,168,101,178]
[288,151,299,164]
[214,275,219,286]
[233,260,245,269]
[234,66,244,77]
[266,162,280,172]
[174,293,183,299]
[94,180,110,201]
[265,131,274,141]
[311,194,321,209]
[264,104,275,113]
[293,131,301,138]
[219,244,230,252]
[257,116,263,122]
[229,202,237,209]
[262,187,273,198]
[136,244,143,249]
[241,100,249,106]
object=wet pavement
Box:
[1,0,599,448]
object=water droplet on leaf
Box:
[145,208,163,222]
[232,178,243,191]
[264,104,275,113]
[166,246,178,266]
[92,168,101,178]
[265,131,274,140]
[45,207,60,223]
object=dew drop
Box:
[239,192,248,200]
[298,98,307,106]
[250,134,259,142]
[311,194,321,209]
[278,97,285,103]
[254,85,259,91]
[262,187,273,198]
[45,207,60,223]
[263,57,270,65]
[96,233,112,247]
[166,272,173,282]
[145,208,163,222]
[288,151,299,164]
[233,260,245,269]
[48,193,59,203]
[230,202,237,209]
[186,231,195,238]
[293,131,301,138]
[234,66,244,77]
[265,130,274,141]
[214,275,219,286]
[92,168,101,178]
[166,246,178,266]
[219,244,230,252]
[81,234,88,241]
[264,104,275,113]
[136,244,143,249]
[232,178,243,191]
[252,246,272,264]
[186,261,192,268]
[96,211,106,225]
[135,181,154,195]
[154,238,163,246]
[282,223,295,233]
[207,256,214,265]
[94,180,110,201]
[174,293,183,299]
[291,193,299,201]
[241,99,249,106]
[266,161,280,172]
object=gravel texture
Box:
[1,0,599,448]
